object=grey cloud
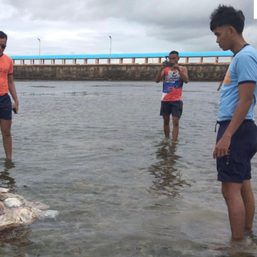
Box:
[5,0,253,23]
[2,0,257,54]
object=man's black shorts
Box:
[160,100,183,118]
[216,120,257,183]
[0,94,12,120]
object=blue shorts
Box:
[0,94,12,120]
[160,100,183,118]
[216,120,257,183]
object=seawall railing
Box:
[11,51,233,65]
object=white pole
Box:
[109,35,112,57]
[37,38,41,56]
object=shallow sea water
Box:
[0,81,256,257]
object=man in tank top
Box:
[155,50,189,142]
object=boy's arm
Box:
[174,65,189,83]
[213,82,255,158]
[8,74,19,113]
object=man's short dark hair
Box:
[0,31,7,39]
[210,5,245,33]
[169,50,179,56]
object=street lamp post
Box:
[37,38,41,56]
[109,35,112,57]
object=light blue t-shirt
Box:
[218,44,257,121]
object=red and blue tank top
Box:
[161,67,183,101]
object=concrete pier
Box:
[14,63,228,81]
[12,51,231,81]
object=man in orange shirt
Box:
[0,31,19,161]
[155,51,189,141]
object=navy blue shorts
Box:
[0,94,12,120]
[216,120,257,183]
[160,100,183,118]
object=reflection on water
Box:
[148,141,190,197]
[0,226,32,257]
[0,159,16,191]
[0,160,31,256]
[0,226,31,244]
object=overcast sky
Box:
[1,0,256,56]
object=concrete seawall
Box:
[14,63,228,81]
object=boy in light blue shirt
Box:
[218,44,257,121]
[210,5,257,241]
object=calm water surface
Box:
[0,81,257,257]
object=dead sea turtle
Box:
[0,187,58,230]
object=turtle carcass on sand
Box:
[0,187,58,230]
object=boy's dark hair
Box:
[210,5,245,33]
[0,31,7,39]
[169,50,179,56]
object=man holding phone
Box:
[155,50,189,142]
